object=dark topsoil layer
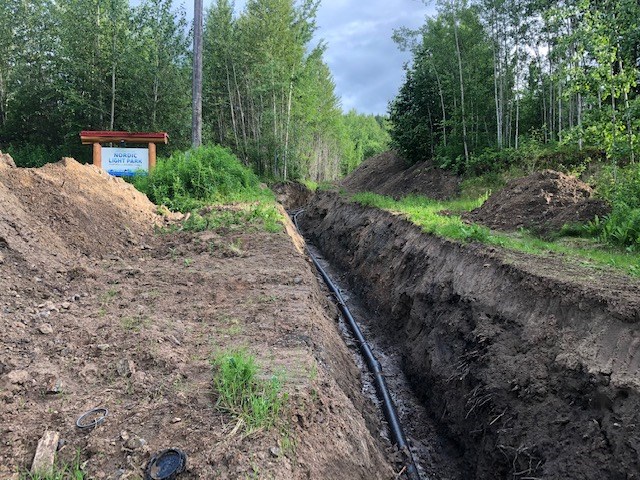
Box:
[272,181,314,211]
[342,151,460,200]
[466,169,610,235]
[301,191,640,480]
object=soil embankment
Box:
[301,191,640,479]
[0,157,397,479]
[465,169,610,235]
[342,151,459,200]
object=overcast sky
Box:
[172,0,435,115]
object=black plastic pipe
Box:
[293,210,422,480]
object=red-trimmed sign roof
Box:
[80,131,169,145]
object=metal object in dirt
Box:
[145,448,187,480]
[75,407,108,430]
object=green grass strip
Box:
[211,348,288,432]
[352,192,640,277]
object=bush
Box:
[5,144,68,168]
[588,164,640,250]
[132,145,272,212]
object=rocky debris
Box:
[465,169,611,235]
[31,431,59,475]
[116,359,136,378]
[38,324,54,335]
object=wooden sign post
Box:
[80,131,168,176]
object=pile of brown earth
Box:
[0,154,167,267]
[466,169,610,235]
[342,151,459,200]
[0,152,399,479]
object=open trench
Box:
[296,191,640,480]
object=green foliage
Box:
[5,144,67,168]
[211,348,288,431]
[178,204,283,234]
[0,0,191,164]
[352,191,640,277]
[352,192,490,243]
[21,453,84,480]
[389,0,640,173]
[133,145,272,212]
[340,110,391,175]
[587,164,640,250]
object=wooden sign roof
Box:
[80,131,169,145]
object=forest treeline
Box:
[0,0,389,180]
[390,0,640,175]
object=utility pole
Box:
[192,0,203,147]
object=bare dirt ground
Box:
[465,169,610,235]
[342,152,459,200]
[0,157,399,479]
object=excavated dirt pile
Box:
[0,154,399,479]
[0,155,166,266]
[302,191,640,480]
[342,151,460,200]
[466,169,610,235]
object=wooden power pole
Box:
[192,0,203,147]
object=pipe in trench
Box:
[293,210,422,480]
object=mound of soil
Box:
[272,181,314,210]
[0,155,169,269]
[342,151,459,200]
[466,170,610,234]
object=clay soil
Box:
[465,169,610,235]
[342,151,459,200]
[302,191,640,480]
[0,157,399,479]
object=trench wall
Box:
[301,192,640,480]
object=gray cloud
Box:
[314,0,433,114]
[180,0,434,114]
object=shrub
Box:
[588,164,640,250]
[132,145,272,212]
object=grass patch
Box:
[120,315,150,332]
[352,192,640,277]
[21,454,84,480]
[131,145,283,234]
[211,349,287,432]
[175,204,283,234]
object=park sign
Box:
[79,131,168,176]
[102,147,148,176]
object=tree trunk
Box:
[192,0,203,147]
[452,4,469,163]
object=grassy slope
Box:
[353,192,640,277]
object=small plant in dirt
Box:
[211,349,288,432]
[21,454,84,480]
[120,315,150,332]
